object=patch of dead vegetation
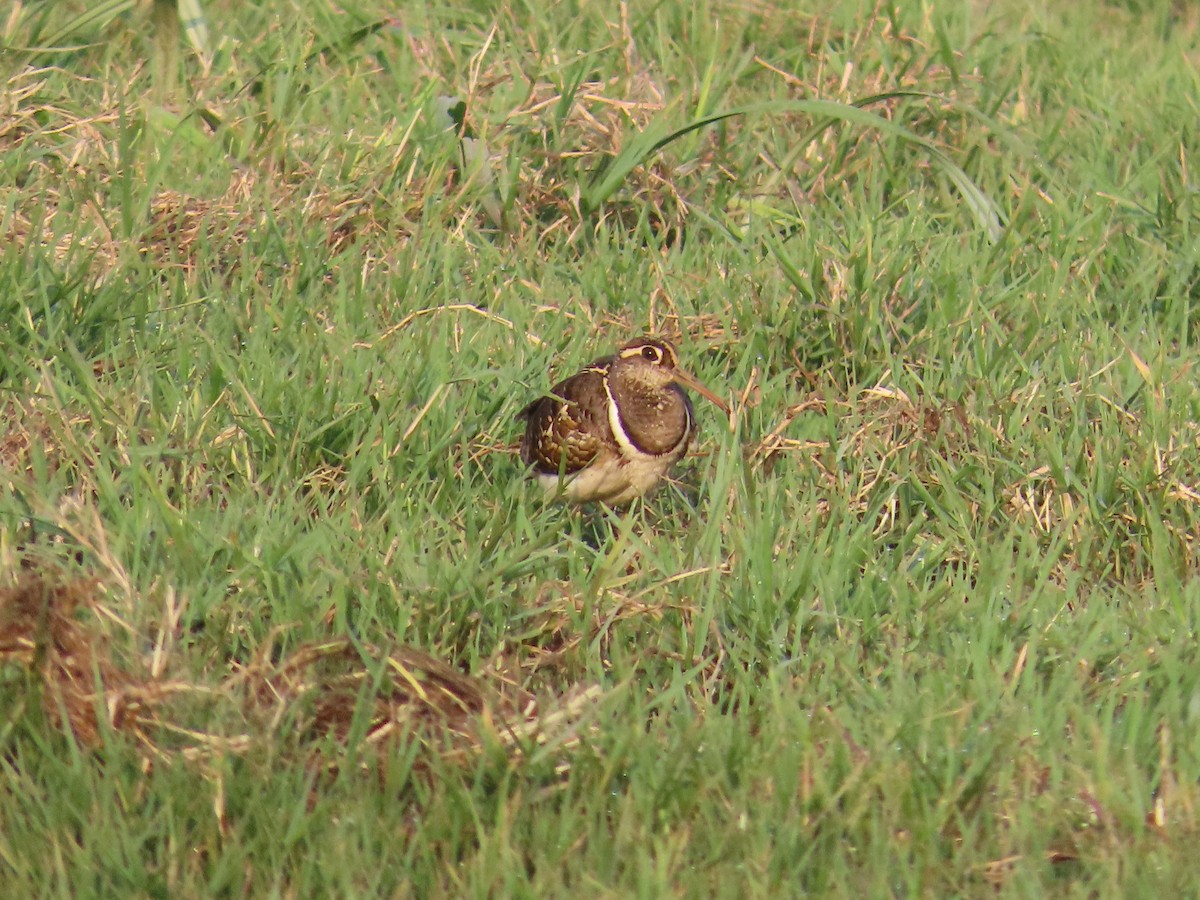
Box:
[0,562,599,779]
[225,635,598,774]
[0,572,164,746]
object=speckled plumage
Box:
[518,338,724,505]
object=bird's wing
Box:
[519,366,614,474]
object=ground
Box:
[2,0,1199,895]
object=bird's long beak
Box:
[674,368,730,414]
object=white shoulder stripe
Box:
[602,376,650,460]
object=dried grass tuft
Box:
[232,637,541,766]
[0,563,596,776]
[0,571,167,746]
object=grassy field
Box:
[3,0,1200,894]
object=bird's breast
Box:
[606,381,693,458]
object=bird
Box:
[518,337,728,505]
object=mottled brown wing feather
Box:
[518,367,614,475]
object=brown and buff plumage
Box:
[518,338,726,505]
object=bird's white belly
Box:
[536,454,672,505]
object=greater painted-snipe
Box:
[518,338,727,505]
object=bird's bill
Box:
[674,369,730,413]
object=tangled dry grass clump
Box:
[0,572,161,746]
[0,564,599,777]
[230,636,590,771]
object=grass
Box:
[3,0,1200,894]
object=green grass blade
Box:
[583,97,1005,239]
[177,0,210,59]
[23,0,134,51]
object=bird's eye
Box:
[641,345,662,362]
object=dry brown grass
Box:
[0,571,161,746]
[0,562,600,777]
